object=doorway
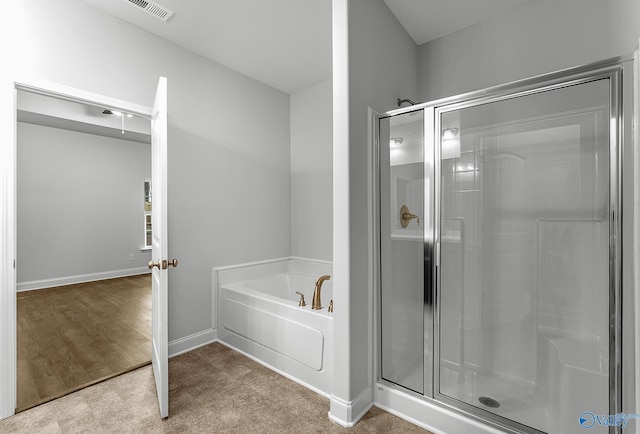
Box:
[0,79,166,419]
[15,89,153,411]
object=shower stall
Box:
[377,57,635,434]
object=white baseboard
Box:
[168,328,217,358]
[328,387,374,427]
[16,267,151,292]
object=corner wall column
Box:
[329,0,369,426]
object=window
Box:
[144,179,152,249]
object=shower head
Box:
[397,98,418,107]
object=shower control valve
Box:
[400,205,420,228]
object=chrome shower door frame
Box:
[431,61,623,434]
[377,55,631,434]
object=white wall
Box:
[290,80,333,261]
[610,0,640,55]
[9,0,291,344]
[17,122,151,287]
[331,0,419,424]
[418,0,615,101]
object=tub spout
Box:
[312,275,331,310]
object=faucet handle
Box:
[328,299,333,313]
[400,205,421,228]
[295,291,306,307]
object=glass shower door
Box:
[437,79,612,433]
[379,110,426,394]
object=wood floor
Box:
[16,274,151,412]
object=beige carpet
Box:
[0,342,430,433]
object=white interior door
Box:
[150,76,169,419]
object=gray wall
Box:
[418,0,640,101]
[610,0,640,54]
[17,122,151,284]
[12,0,291,343]
[290,80,333,261]
[339,0,419,403]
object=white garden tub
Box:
[214,258,333,396]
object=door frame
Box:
[0,77,152,419]
[634,42,640,433]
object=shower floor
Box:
[439,365,549,433]
[383,354,424,394]
[385,361,608,433]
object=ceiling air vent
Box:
[123,0,174,22]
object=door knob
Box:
[149,259,178,270]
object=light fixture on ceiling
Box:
[102,109,133,134]
[103,109,133,118]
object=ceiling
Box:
[81,0,532,95]
[81,0,332,95]
[384,0,531,45]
